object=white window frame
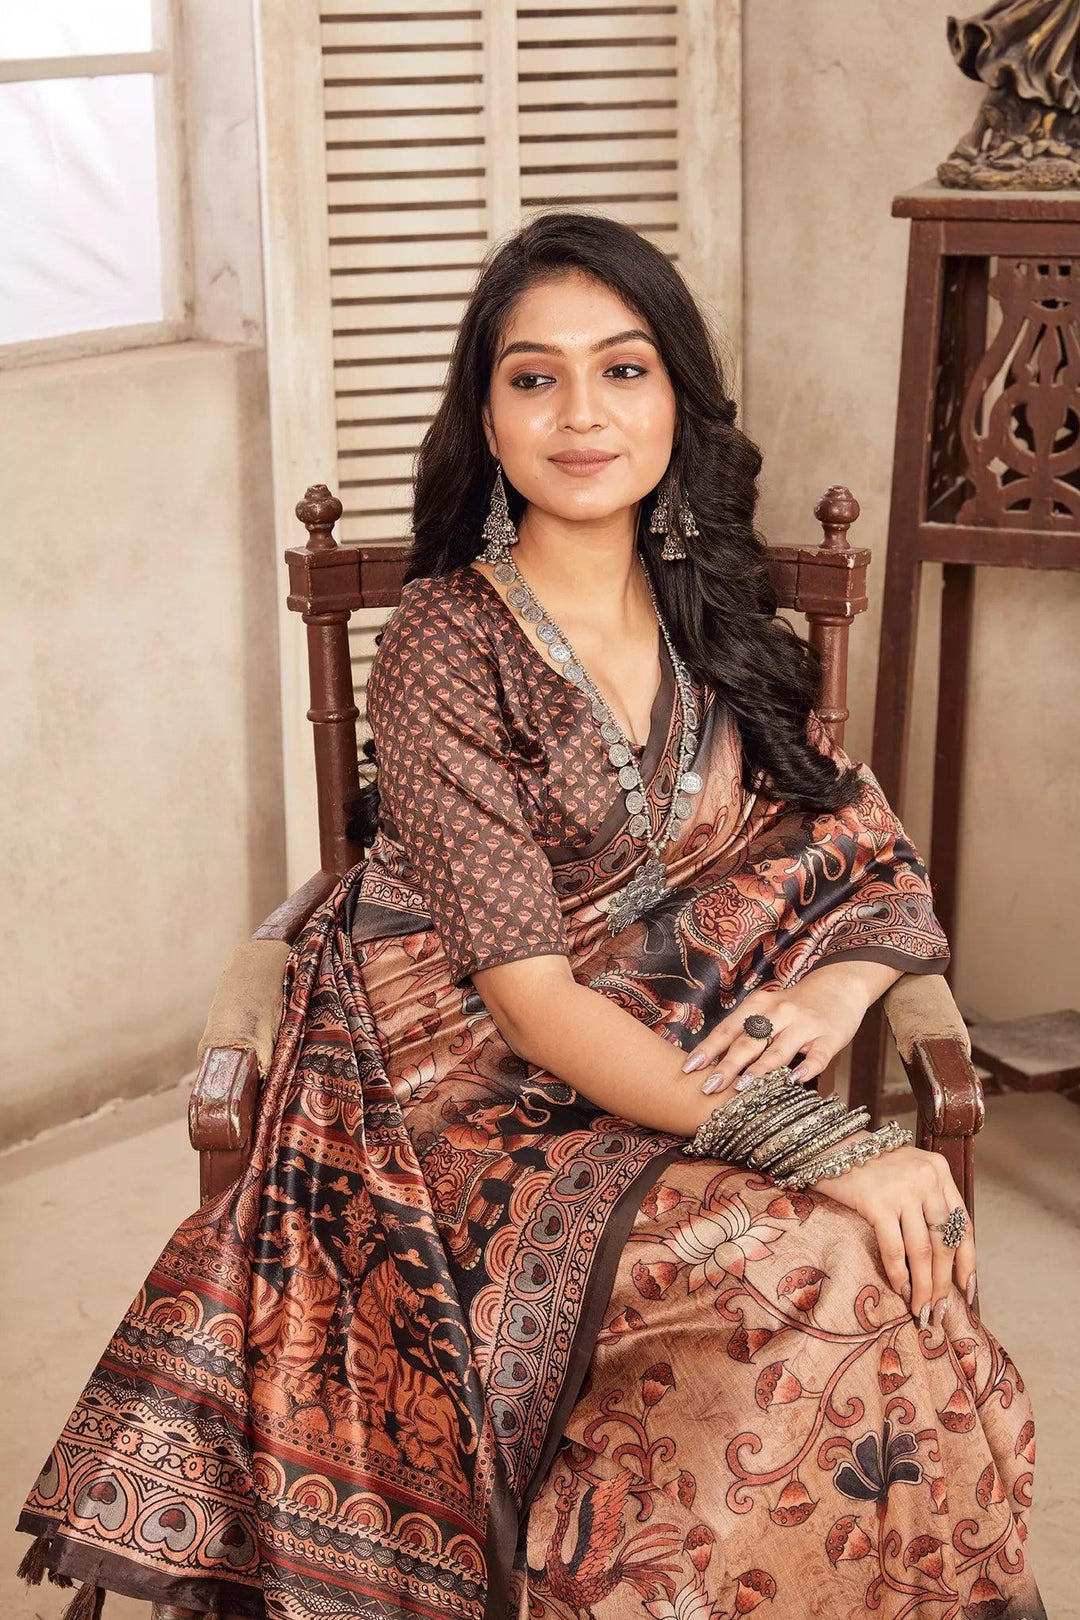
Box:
[0,0,192,369]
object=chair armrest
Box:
[881,971,970,1064]
[251,868,341,944]
[880,973,984,1137]
[880,972,985,1224]
[194,937,294,1082]
[189,869,339,1199]
[188,1045,260,1158]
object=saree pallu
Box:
[16,690,1046,1620]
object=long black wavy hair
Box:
[346,210,859,849]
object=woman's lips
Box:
[548,452,618,477]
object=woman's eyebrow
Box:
[495,329,657,366]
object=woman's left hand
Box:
[680,960,900,1096]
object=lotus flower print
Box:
[662,1192,782,1288]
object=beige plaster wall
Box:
[1,341,285,1146]
[742,3,1080,1021]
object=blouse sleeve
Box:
[800,711,952,975]
[365,578,569,988]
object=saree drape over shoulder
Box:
[18,566,1046,1620]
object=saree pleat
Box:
[16,568,1045,1620]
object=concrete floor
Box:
[2,1080,1077,1619]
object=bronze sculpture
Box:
[939,0,1080,186]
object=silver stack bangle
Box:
[682,1071,793,1159]
[682,1066,877,1175]
[722,1090,824,1160]
[770,1120,913,1190]
[766,1107,873,1178]
[749,1097,850,1169]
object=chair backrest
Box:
[285,483,870,877]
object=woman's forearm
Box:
[505,978,738,1138]
[477,954,902,1143]
[803,956,904,1006]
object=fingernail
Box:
[789,1066,807,1083]
[735,1073,757,1091]
[932,1297,947,1329]
[702,1073,725,1095]
[966,1273,977,1306]
[918,1302,931,1330]
[682,1052,706,1073]
[900,1279,911,1303]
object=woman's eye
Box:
[509,372,553,390]
[607,363,647,380]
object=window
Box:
[0,0,189,362]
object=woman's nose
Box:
[557,372,607,431]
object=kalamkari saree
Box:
[17,565,1046,1620]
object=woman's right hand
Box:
[810,1134,977,1327]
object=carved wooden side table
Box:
[850,181,1080,1125]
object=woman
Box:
[17,213,1045,1620]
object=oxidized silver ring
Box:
[742,1013,774,1041]
[929,1206,968,1249]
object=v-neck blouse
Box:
[464,563,665,760]
[364,564,703,988]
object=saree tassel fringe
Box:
[15,1531,49,1586]
[15,1531,75,1590]
[57,1580,105,1620]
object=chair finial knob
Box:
[295,484,343,550]
[813,485,861,551]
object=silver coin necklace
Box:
[489,551,703,934]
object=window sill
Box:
[0,318,193,372]
[0,330,267,380]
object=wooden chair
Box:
[190,483,985,1258]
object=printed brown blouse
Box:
[365,563,698,988]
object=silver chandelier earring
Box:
[649,469,698,561]
[478,462,519,564]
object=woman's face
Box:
[482,270,677,529]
